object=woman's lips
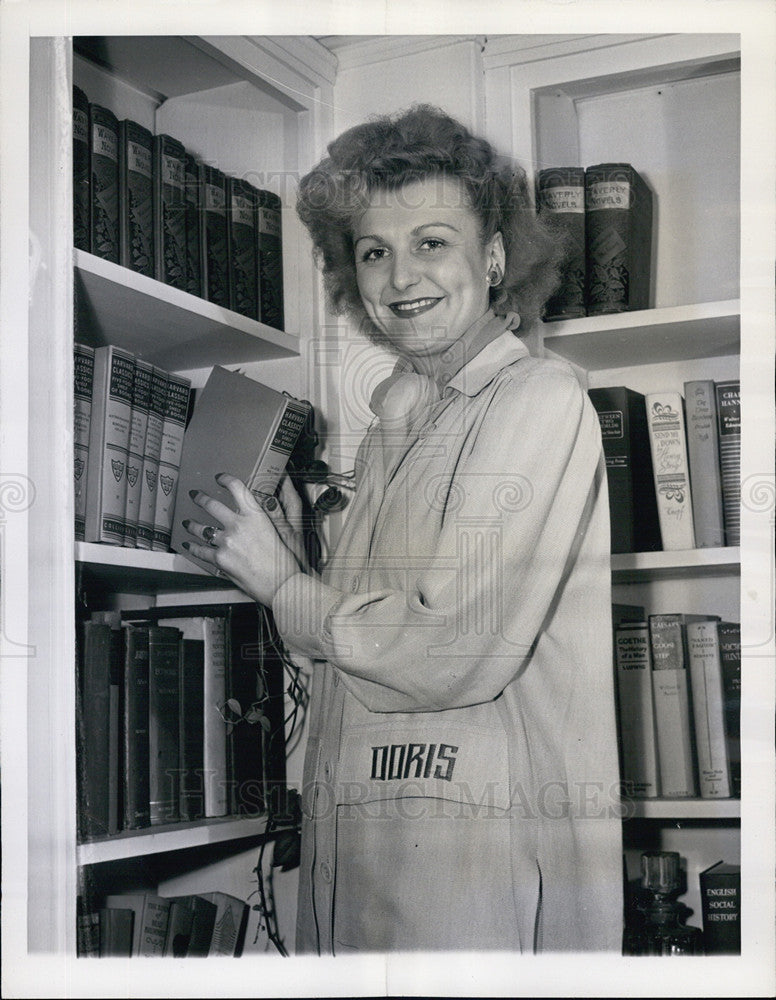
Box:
[387,297,442,318]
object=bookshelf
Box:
[484,32,744,932]
[22,32,336,956]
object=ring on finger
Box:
[203,524,218,545]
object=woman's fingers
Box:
[279,475,304,531]
[188,487,237,527]
[214,473,263,513]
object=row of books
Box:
[73,85,284,328]
[589,380,740,553]
[74,343,310,551]
[77,890,249,957]
[536,163,653,320]
[613,605,740,800]
[76,602,287,840]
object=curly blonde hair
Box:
[296,104,564,341]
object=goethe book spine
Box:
[584,162,653,315]
[73,342,95,541]
[84,345,135,544]
[536,166,586,320]
[614,621,660,798]
[645,391,696,550]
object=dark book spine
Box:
[179,638,206,822]
[717,621,741,797]
[185,896,218,956]
[588,386,661,554]
[98,908,135,957]
[118,119,154,277]
[73,86,91,252]
[715,380,741,546]
[148,626,182,825]
[107,623,124,834]
[259,611,289,806]
[584,163,653,315]
[89,104,120,262]
[184,154,202,298]
[200,164,230,307]
[536,166,586,320]
[153,134,187,289]
[257,189,284,329]
[122,625,151,830]
[227,177,258,319]
[76,621,113,839]
[699,863,741,954]
[73,342,95,541]
[226,604,266,816]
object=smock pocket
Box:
[330,717,523,952]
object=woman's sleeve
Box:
[271,363,607,713]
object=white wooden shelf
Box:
[75,541,252,599]
[611,546,740,583]
[75,250,299,370]
[542,299,740,370]
[77,813,268,866]
[625,798,741,821]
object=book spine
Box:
[89,104,120,262]
[153,134,187,289]
[84,345,135,545]
[227,177,258,319]
[73,342,95,541]
[536,166,586,320]
[118,119,154,277]
[686,620,732,798]
[248,396,312,499]
[648,615,698,797]
[122,625,151,830]
[227,604,265,816]
[715,380,741,546]
[163,899,195,957]
[148,627,182,825]
[73,86,91,253]
[107,622,124,834]
[645,391,696,550]
[699,864,741,954]
[184,153,202,298]
[137,897,171,957]
[200,164,230,307]
[98,908,134,957]
[584,163,652,315]
[76,896,101,957]
[135,365,167,549]
[717,621,741,797]
[178,638,206,822]
[122,358,152,547]
[684,379,726,548]
[257,189,284,330]
[203,617,229,818]
[614,622,660,798]
[152,372,191,552]
[76,621,113,838]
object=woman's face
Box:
[353,175,504,363]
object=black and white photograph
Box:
[0,1,774,996]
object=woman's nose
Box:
[388,251,420,292]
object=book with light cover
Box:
[170,366,311,572]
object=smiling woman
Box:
[183,103,624,955]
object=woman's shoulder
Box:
[497,352,584,402]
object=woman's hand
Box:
[181,473,308,607]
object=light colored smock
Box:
[272,318,623,954]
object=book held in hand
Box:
[170,366,311,574]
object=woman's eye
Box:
[360,247,388,263]
[419,238,446,252]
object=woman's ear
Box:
[488,231,506,273]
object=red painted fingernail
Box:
[264,496,278,511]
[189,490,198,500]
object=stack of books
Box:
[76,602,288,840]
[613,607,740,801]
[536,162,653,319]
[77,889,250,957]
[588,381,741,553]
[74,347,311,553]
[74,84,285,329]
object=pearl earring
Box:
[486,265,503,287]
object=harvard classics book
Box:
[170,367,311,572]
